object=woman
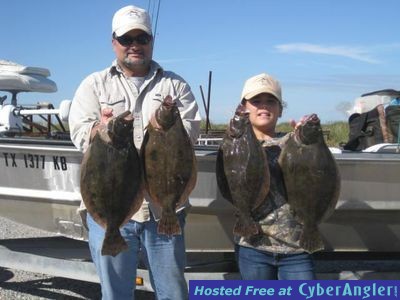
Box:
[234,73,316,280]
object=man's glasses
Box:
[114,33,152,47]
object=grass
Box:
[201,120,349,147]
[321,121,349,147]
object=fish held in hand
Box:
[216,104,270,238]
[278,114,340,253]
[80,111,143,256]
[141,96,197,235]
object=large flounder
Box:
[141,96,197,235]
[80,111,143,257]
[216,104,270,238]
[278,114,340,253]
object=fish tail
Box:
[157,213,182,236]
[233,217,259,238]
[300,225,324,253]
[101,226,128,257]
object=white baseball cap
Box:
[112,5,152,37]
[241,73,282,103]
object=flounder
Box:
[141,96,197,235]
[216,104,270,237]
[80,111,143,256]
[278,114,340,253]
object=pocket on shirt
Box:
[152,93,163,103]
[99,98,126,115]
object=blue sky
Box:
[2,0,400,124]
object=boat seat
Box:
[59,100,72,122]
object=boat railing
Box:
[0,97,71,140]
[196,137,223,146]
[363,143,400,153]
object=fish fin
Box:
[157,214,182,236]
[123,184,145,224]
[177,153,197,206]
[101,226,128,257]
[215,148,233,202]
[233,217,259,238]
[300,225,325,253]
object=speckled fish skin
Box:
[80,111,143,257]
[141,96,197,235]
[216,104,270,238]
[278,114,340,253]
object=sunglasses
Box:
[114,33,152,47]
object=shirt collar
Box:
[109,60,163,79]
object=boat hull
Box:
[0,138,399,252]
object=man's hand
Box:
[90,108,114,141]
[100,108,114,124]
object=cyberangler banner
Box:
[189,280,399,300]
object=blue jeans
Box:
[236,245,316,280]
[87,211,188,300]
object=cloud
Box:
[275,43,380,64]
[157,54,228,65]
[285,73,400,93]
[156,57,195,64]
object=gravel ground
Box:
[0,217,154,300]
[0,268,101,300]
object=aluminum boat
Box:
[0,137,399,252]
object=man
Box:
[69,5,201,299]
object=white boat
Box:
[1,61,400,285]
[1,136,400,253]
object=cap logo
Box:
[128,10,141,18]
[257,76,269,86]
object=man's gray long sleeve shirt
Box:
[69,60,201,222]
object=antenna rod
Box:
[199,85,209,134]
[199,85,208,117]
[153,0,162,46]
[205,71,212,134]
